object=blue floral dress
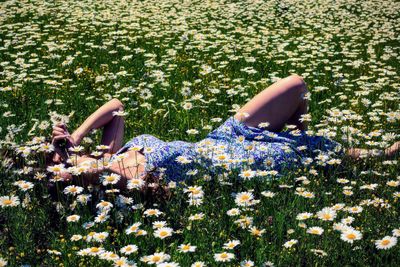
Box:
[110,116,344,182]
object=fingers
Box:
[52,125,70,137]
[52,153,61,163]
[60,171,73,182]
[53,126,65,132]
[53,124,66,134]
[52,127,66,138]
[52,130,65,139]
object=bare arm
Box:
[70,99,124,146]
[51,98,124,163]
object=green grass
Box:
[0,0,399,266]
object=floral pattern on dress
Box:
[110,116,344,182]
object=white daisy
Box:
[125,222,142,235]
[120,244,138,255]
[66,214,80,222]
[340,229,363,243]
[63,185,83,196]
[307,226,324,235]
[153,227,174,239]
[144,208,163,217]
[0,195,20,207]
[296,212,313,220]
[235,191,255,207]
[226,208,241,216]
[141,252,170,265]
[316,207,337,221]
[375,236,397,250]
[101,173,121,186]
[283,239,298,248]
[178,243,197,253]
[127,178,146,190]
[214,251,235,262]
[191,261,206,267]
[239,169,256,180]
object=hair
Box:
[45,149,58,166]
[140,170,172,203]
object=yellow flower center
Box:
[241,195,250,201]
[137,230,144,235]
[347,233,356,239]
[323,214,331,220]
[90,247,99,253]
[160,231,168,237]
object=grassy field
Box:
[0,0,399,266]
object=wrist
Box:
[71,132,83,145]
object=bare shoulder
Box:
[108,150,147,180]
[103,152,113,159]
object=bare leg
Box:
[234,74,308,132]
[53,99,125,163]
[386,141,400,157]
[346,141,400,160]
[285,93,308,131]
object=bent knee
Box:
[110,98,124,110]
[288,74,307,96]
[288,74,306,87]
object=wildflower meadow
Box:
[0,0,399,266]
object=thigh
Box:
[234,74,307,132]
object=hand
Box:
[51,123,77,163]
[57,170,73,182]
[52,123,72,143]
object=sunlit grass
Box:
[0,0,399,266]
